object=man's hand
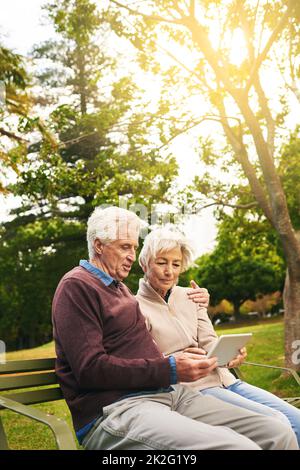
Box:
[227,347,247,369]
[175,352,218,382]
[187,280,210,308]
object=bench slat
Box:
[0,372,58,391]
[0,358,56,374]
[284,397,300,408]
[0,386,64,406]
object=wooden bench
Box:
[0,357,299,450]
[0,357,77,450]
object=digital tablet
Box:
[206,333,252,366]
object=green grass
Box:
[2,342,79,450]
[5,340,56,360]
[1,319,299,449]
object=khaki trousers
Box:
[82,385,298,450]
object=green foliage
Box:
[105,0,300,247]
[192,214,285,316]
[279,127,300,230]
[0,45,31,184]
[0,46,27,90]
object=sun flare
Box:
[229,28,248,66]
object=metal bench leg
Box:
[0,418,9,450]
[0,397,77,450]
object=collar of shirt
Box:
[164,289,172,303]
[79,260,119,287]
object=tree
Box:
[279,126,300,230]
[0,44,31,192]
[0,224,83,349]
[192,214,285,319]
[0,0,178,349]
[107,0,300,369]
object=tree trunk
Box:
[77,48,87,115]
[234,100,300,370]
[233,301,242,322]
[283,232,300,371]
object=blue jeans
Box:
[202,380,300,446]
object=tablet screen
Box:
[206,333,252,366]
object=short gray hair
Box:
[139,227,196,273]
[87,206,141,259]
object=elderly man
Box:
[52,206,298,450]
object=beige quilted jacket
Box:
[136,278,237,390]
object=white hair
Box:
[139,227,196,273]
[87,206,141,259]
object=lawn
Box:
[1,318,299,449]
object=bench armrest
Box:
[239,361,300,387]
[0,395,77,449]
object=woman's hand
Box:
[227,347,247,369]
[183,347,207,359]
[187,280,210,308]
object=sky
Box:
[0,0,219,255]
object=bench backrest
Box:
[0,358,63,406]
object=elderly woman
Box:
[136,227,300,446]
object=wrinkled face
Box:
[145,247,183,293]
[94,237,139,281]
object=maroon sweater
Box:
[52,266,171,431]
